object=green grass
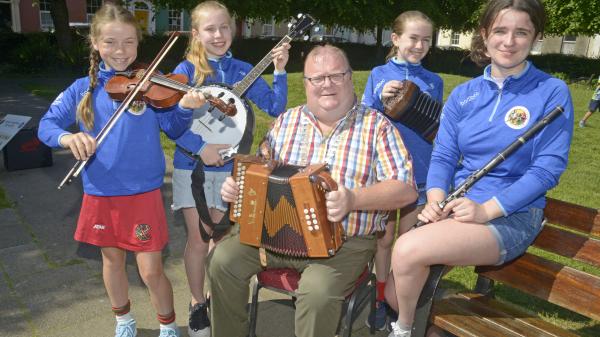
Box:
[0,186,12,209]
[16,71,600,334]
[20,83,63,101]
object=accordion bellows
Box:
[230,155,345,258]
[382,80,442,143]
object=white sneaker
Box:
[158,325,180,337]
[388,321,411,337]
[115,318,137,337]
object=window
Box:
[531,38,543,55]
[561,35,577,55]
[450,31,460,46]
[168,9,183,31]
[261,18,274,37]
[87,0,102,22]
[39,0,53,31]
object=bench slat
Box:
[545,198,600,237]
[476,253,600,321]
[532,224,600,268]
[432,292,579,337]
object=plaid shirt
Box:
[266,104,414,236]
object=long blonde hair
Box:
[186,1,233,85]
[386,11,434,61]
[76,3,141,131]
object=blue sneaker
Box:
[115,318,137,337]
[159,325,180,337]
[366,300,388,331]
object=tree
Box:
[544,0,600,35]
[150,0,600,49]
[48,0,72,55]
[32,0,72,56]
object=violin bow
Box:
[58,31,181,189]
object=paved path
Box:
[0,78,387,337]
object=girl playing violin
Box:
[38,3,205,337]
[168,2,289,336]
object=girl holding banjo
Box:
[361,10,443,330]
[384,1,573,336]
[168,1,290,336]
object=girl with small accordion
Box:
[361,10,443,330]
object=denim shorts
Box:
[171,168,229,212]
[486,207,544,265]
[416,184,427,206]
[589,99,599,112]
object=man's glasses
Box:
[304,70,351,86]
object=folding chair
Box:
[248,264,376,337]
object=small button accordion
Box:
[382,80,442,143]
[230,155,345,258]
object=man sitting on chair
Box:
[212,44,417,337]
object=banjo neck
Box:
[232,35,293,97]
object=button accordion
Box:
[230,155,345,258]
[381,80,442,143]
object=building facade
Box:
[436,29,600,58]
[0,0,192,36]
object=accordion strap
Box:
[190,161,233,243]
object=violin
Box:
[105,66,237,117]
[58,32,236,190]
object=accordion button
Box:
[308,225,314,231]
[313,219,318,225]
[310,208,315,213]
[311,214,317,219]
[314,225,320,230]
[306,220,312,226]
[304,209,309,214]
[305,215,311,220]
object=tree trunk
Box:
[376,25,383,47]
[375,25,384,63]
[50,0,72,54]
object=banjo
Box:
[191,13,317,161]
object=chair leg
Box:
[369,276,376,335]
[248,280,261,337]
[342,292,358,337]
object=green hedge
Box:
[1,32,598,81]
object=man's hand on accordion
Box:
[325,185,356,222]
[220,176,239,203]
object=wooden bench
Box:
[412,197,600,337]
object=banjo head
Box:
[190,84,254,157]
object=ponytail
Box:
[76,49,100,130]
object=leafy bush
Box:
[1,31,599,81]
[7,33,60,72]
